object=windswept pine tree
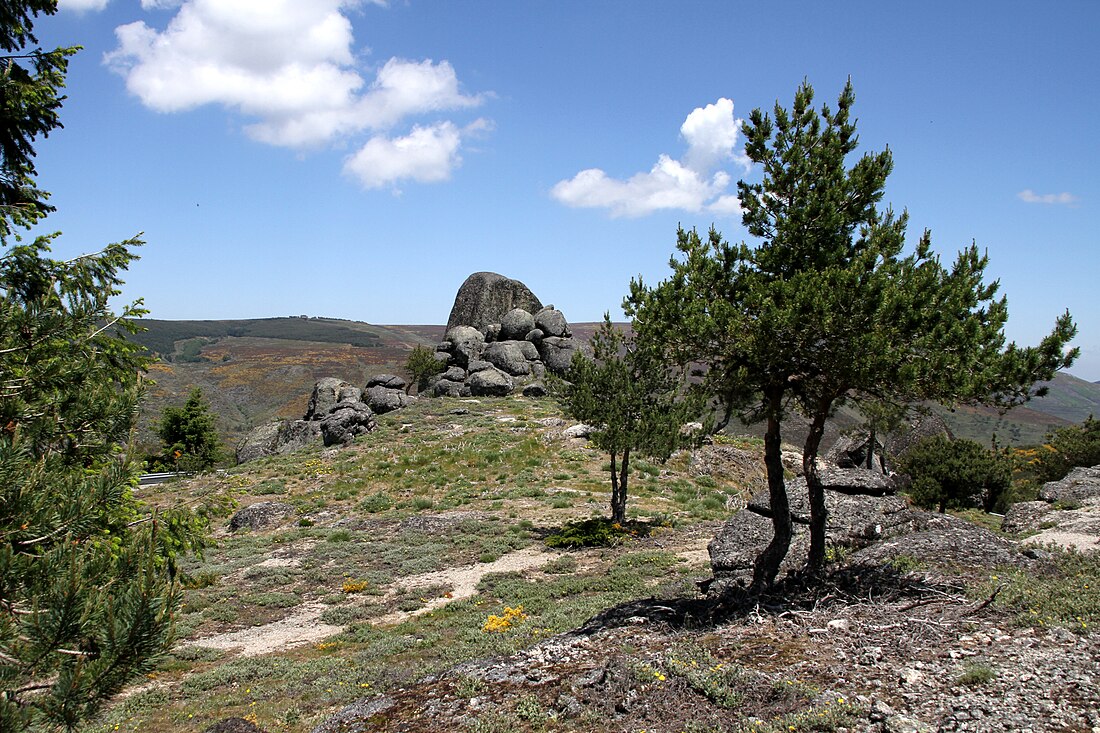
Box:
[627,80,1077,591]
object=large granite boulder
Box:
[708,468,914,592]
[1038,466,1100,504]
[365,385,412,414]
[825,434,886,473]
[236,420,321,464]
[534,306,569,338]
[305,377,353,420]
[814,468,897,496]
[743,477,911,546]
[367,374,407,391]
[443,326,486,368]
[319,401,376,446]
[446,272,543,333]
[851,513,1031,569]
[500,308,536,341]
[467,366,514,396]
[1002,501,1054,534]
[432,379,469,398]
[535,336,582,374]
[483,341,532,376]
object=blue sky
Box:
[30,1,1100,380]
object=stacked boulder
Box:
[430,304,582,398]
[236,374,413,464]
[430,272,586,398]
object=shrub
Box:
[1031,416,1100,483]
[545,518,633,548]
[898,435,1011,513]
[406,344,445,393]
[157,388,223,470]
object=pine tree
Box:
[0,0,74,243]
[1,3,207,729]
[557,316,703,524]
[627,80,1077,591]
[157,388,222,470]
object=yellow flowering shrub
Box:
[482,605,527,632]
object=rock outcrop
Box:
[445,272,543,334]
[235,419,320,465]
[431,279,585,397]
[228,501,297,531]
[1002,465,1100,553]
[236,375,415,464]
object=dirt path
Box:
[187,546,563,658]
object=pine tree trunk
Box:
[609,452,626,524]
[612,448,630,525]
[804,406,830,573]
[866,426,876,470]
[751,390,792,592]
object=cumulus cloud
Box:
[105,0,486,188]
[344,121,463,190]
[551,98,748,218]
[1018,189,1079,205]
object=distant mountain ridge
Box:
[128,317,1098,454]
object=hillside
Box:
[131,318,444,450]
[95,395,1099,733]
[131,317,1097,456]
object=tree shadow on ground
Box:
[574,561,950,635]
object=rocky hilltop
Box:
[430,272,588,399]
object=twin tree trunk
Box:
[751,391,834,591]
[751,390,792,591]
[609,448,630,525]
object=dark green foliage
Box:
[1033,416,1100,483]
[0,4,207,728]
[898,435,1012,513]
[544,518,634,548]
[157,388,222,470]
[406,343,444,393]
[0,0,74,243]
[626,80,1077,590]
[557,316,703,523]
[0,238,209,731]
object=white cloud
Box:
[681,98,749,173]
[105,0,486,189]
[58,0,110,12]
[552,98,748,218]
[344,121,463,190]
[1018,189,1079,205]
[141,0,184,8]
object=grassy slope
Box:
[100,396,747,732]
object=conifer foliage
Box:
[627,80,1077,591]
[157,388,222,470]
[1,3,206,729]
[557,316,703,523]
